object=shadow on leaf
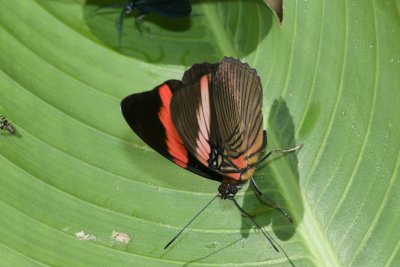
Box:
[240,98,303,251]
[83,0,273,65]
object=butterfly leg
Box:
[135,14,151,35]
[231,198,279,252]
[116,6,129,47]
[250,178,292,223]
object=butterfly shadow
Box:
[239,98,304,254]
[82,0,273,65]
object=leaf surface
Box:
[0,0,399,266]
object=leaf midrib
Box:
[201,3,238,58]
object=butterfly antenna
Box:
[164,194,218,249]
[231,198,279,252]
[135,14,147,35]
[257,143,303,166]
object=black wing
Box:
[121,80,223,181]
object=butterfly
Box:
[116,0,191,44]
[121,57,302,251]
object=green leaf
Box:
[1,0,399,266]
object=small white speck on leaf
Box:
[75,230,96,241]
[111,231,131,244]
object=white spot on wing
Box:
[196,75,211,160]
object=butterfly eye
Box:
[217,183,239,199]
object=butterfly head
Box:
[218,181,239,199]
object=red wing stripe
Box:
[158,84,189,167]
[227,173,241,180]
[230,156,247,169]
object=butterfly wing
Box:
[181,61,219,84]
[211,58,265,171]
[171,57,266,182]
[167,61,219,168]
[134,0,191,17]
[121,80,223,181]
